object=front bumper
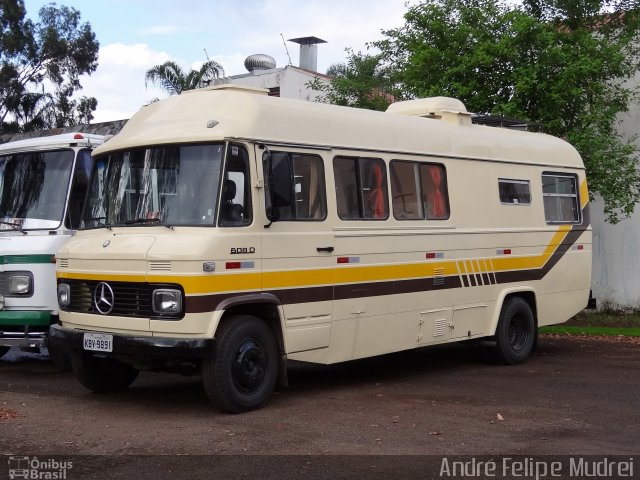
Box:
[49,324,216,359]
[0,310,51,348]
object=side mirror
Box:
[263,150,293,222]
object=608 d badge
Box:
[230,247,255,254]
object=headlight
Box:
[57,283,71,307]
[152,289,182,315]
[9,275,31,294]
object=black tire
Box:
[70,350,139,393]
[202,315,279,413]
[0,346,10,359]
[47,342,72,371]
[493,297,536,365]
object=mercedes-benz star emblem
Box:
[94,282,115,315]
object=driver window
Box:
[219,144,252,227]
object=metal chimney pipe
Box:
[288,36,327,72]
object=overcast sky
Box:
[23,0,412,122]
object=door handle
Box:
[317,246,334,253]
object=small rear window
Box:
[499,179,531,205]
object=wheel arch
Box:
[211,293,289,393]
[489,287,538,336]
[215,294,287,355]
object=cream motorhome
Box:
[0,133,107,366]
[51,86,591,412]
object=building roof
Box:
[0,120,127,145]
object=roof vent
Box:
[244,54,277,73]
[386,97,472,126]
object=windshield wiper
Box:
[0,221,27,234]
[125,218,173,229]
[86,216,112,230]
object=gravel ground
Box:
[0,335,638,478]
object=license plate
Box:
[83,333,113,352]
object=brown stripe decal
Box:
[185,285,333,313]
[334,275,462,300]
[185,277,463,313]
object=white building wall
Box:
[591,197,640,309]
[591,70,640,310]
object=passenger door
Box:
[259,147,334,356]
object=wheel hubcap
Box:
[232,339,267,394]
[508,314,529,352]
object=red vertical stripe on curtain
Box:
[369,163,385,218]
[426,165,445,218]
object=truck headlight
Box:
[9,275,31,294]
[152,289,182,315]
[57,283,71,307]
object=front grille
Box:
[0,325,48,337]
[60,279,183,319]
[0,271,33,297]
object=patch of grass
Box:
[539,325,640,337]
[563,310,640,328]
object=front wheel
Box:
[492,297,536,365]
[47,342,72,371]
[202,315,279,413]
[70,351,139,393]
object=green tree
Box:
[145,60,225,96]
[309,49,397,111]
[372,0,640,223]
[0,0,99,133]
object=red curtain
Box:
[426,165,445,218]
[369,163,385,218]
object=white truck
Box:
[0,133,107,366]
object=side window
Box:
[270,152,326,221]
[334,156,388,220]
[65,149,93,229]
[542,173,579,223]
[219,144,252,227]
[499,178,531,205]
[390,160,449,220]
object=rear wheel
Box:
[493,297,536,365]
[202,315,279,413]
[70,351,139,392]
[0,346,10,359]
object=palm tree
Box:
[145,60,225,95]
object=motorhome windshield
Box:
[82,144,223,228]
[0,149,74,230]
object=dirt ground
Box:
[0,335,638,477]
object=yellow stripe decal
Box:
[57,189,589,297]
[580,179,589,209]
